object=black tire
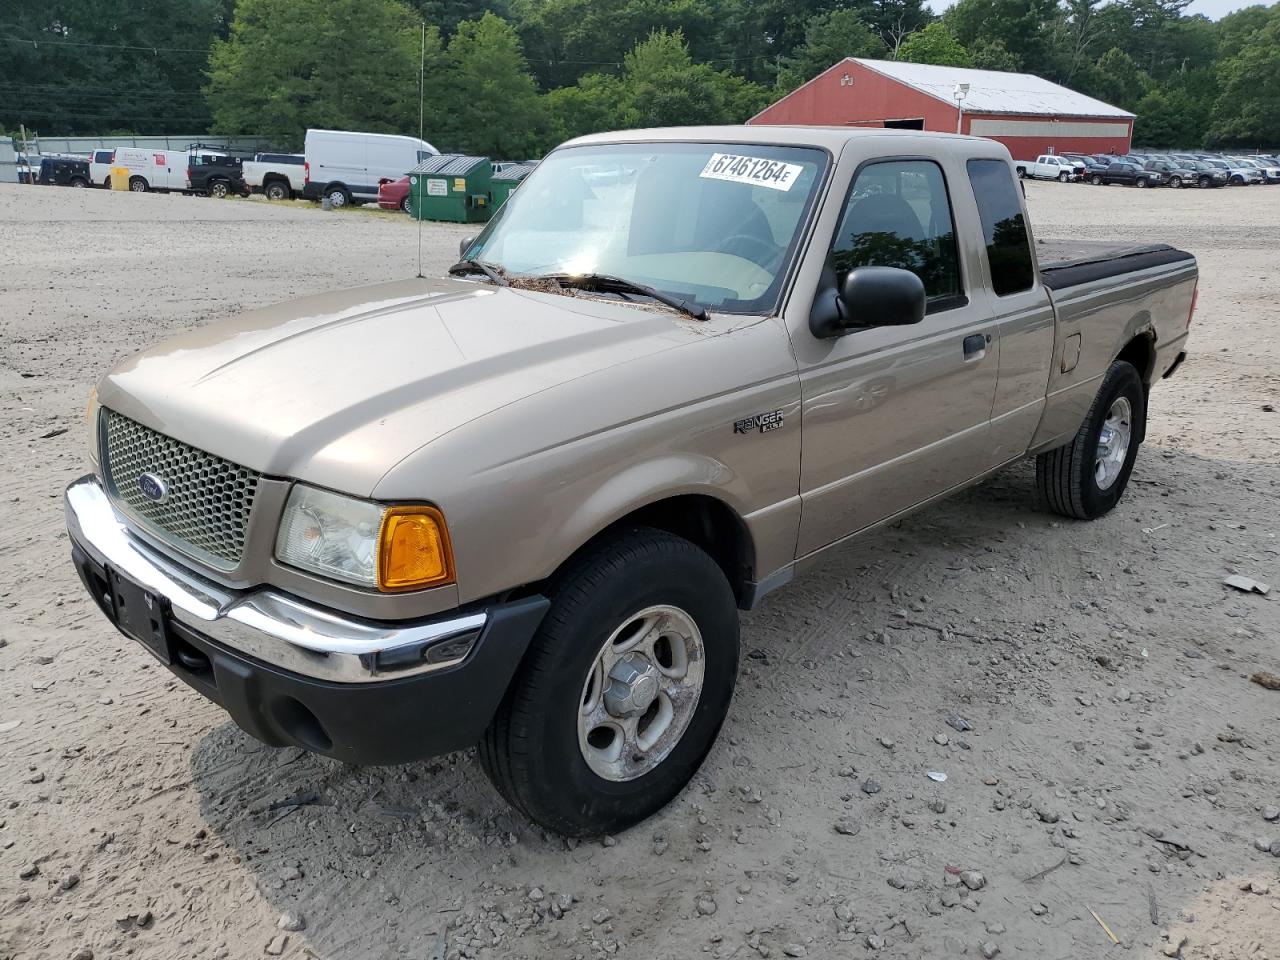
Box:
[325,185,351,208]
[1090,174,1103,185]
[1169,175,1182,188]
[479,527,740,836]
[208,179,229,199]
[1016,166,1026,179]
[1058,171,1069,182]
[1199,176,1211,189]
[129,176,148,193]
[401,195,412,214]
[1135,177,1147,187]
[1036,360,1145,521]
[264,181,290,201]
[70,177,87,188]
[1231,175,1243,186]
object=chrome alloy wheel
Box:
[578,605,705,782]
[1095,396,1133,491]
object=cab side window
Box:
[831,160,962,311]
[966,159,1035,296]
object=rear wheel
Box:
[479,527,740,836]
[1036,360,1145,521]
[1135,177,1147,187]
[208,180,229,199]
[1016,166,1027,179]
[1198,176,1211,188]
[1169,175,1182,188]
[129,176,148,193]
[1090,174,1103,185]
[401,195,412,214]
[264,181,290,201]
[69,177,87,188]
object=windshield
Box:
[462,142,829,314]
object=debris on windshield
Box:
[447,258,509,286]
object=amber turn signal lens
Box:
[377,506,454,592]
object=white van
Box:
[303,129,438,207]
[93,147,188,192]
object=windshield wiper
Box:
[447,258,509,286]
[537,273,708,321]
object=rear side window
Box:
[966,159,1034,296]
[832,159,962,309]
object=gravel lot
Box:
[2,181,1279,960]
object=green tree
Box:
[438,12,545,156]
[1087,47,1151,112]
[967,37,1021,71]
[406,0,509,37]
[897,22,972,67]
[776,9,886,91]
[944,0,1065,76]
[855,0,934,57]
[1209,7,1280,147]
[208,0,425,147]
[616,28,736,127]
[1,0,229,137]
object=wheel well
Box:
[577,496,756,609]
[1116,333,1155,443]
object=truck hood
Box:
[99,277,712,496]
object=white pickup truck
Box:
[241,153,305,201]
[1023,154,1085,181]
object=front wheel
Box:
[1016,167,1026,179]
[1036,360,1145,520]
[325,185,350,208]
[1169,175,1182,188]
[1198,176,1211,189]
[1090,174,1103,185]
[1058,171,1069,182]
[401,195,412,214]
[480,528,740,836]
[1135,178,1147,187]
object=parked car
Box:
[1142,160,1197,189]
[242,153,305,200]
[378,175,412,212]
[1179,160,1230,188]
[1204,158,1262,185]
[67,126,1198,835]
[1230,157,1280,183]
[1026,154,1083,181]
[98,147,185,192]
[1087,161,1165,187]
[302,129,439,207]
[88,149,115,185]
[187,149,247,198]
[37,156,91,187]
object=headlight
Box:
[275,484,454,592]
[86,387,100,466]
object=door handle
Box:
[963,333,989,361]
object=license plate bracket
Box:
[107,568,173,665]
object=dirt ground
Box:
[2,181,1278,960]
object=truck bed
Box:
[1037,239,1195,291]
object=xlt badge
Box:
[734,410,784,434]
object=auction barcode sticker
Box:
[699,153,803,191]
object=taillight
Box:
[304,161,310,185]
[1186,281,1198,329]
[186,166,192,180]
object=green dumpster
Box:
[408,154,493,223]
[490,162,536,210]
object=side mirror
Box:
[810,266,926,338]
[459,235,477,258]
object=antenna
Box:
[417,21,426,279]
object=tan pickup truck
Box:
[66,127,1196,835]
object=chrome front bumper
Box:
[65,475,486,683]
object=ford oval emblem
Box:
[139,472,170,504]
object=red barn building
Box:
[750,58,1134,162]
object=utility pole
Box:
[953,84,970,135]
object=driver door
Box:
[793,157,999,557]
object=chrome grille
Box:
[102,410,259,568]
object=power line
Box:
[0,34,212,54]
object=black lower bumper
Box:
[72,542,548,766]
